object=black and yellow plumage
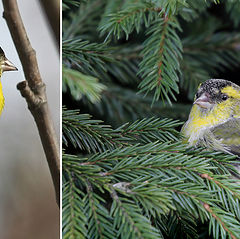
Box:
[0,47,18,114]
[182,79,240,156]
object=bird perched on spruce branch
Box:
[0,47,18,114]
[181,79,240,157]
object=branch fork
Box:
[17,81,47,111]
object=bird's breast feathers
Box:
[182,102,239,146]
[0,81,4,115]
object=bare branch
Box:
[2,0,60,207]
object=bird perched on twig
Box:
[181,79,240,157]
[0,47,18,114]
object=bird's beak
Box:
[1,58,18,72]
[194,93,212,109]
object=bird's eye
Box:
[222,94,228,101]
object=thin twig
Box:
[2,0,60,207]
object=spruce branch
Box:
[85,180,116,239]
[63,38,114,79]
[99,1,159,40]
[62,172,87,239]
[109,186,163,239]
[62,108,116,153]
[138,16,182,104]
[99,1,183,104]
[62,66,107,103]
[203,203,238,239]
[156,210,198,239]
[63,108,182,153]
[63,141,240,238]
[149,0,187,15]
[2,0,60,206]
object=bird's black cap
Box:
[196,79,239,103]
[0,47,5,56]
[201,79,232,93]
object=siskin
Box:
[0,47,18,114]
[181,79,240,157]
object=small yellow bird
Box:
[0,47,18,114]
[181,79,240,156]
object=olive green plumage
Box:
[182,79,240,157]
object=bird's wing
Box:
[210,117,240,156]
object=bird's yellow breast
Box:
[190,103,232,128]
[0,81,5,115]
[182,100,235,145]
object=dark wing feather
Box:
[210,117,240,156]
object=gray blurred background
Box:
[0,1,60,238]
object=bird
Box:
[181,79,240,157]
[0,47,18,114]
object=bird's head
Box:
[194,79,240,112]
[0,47,18,76]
